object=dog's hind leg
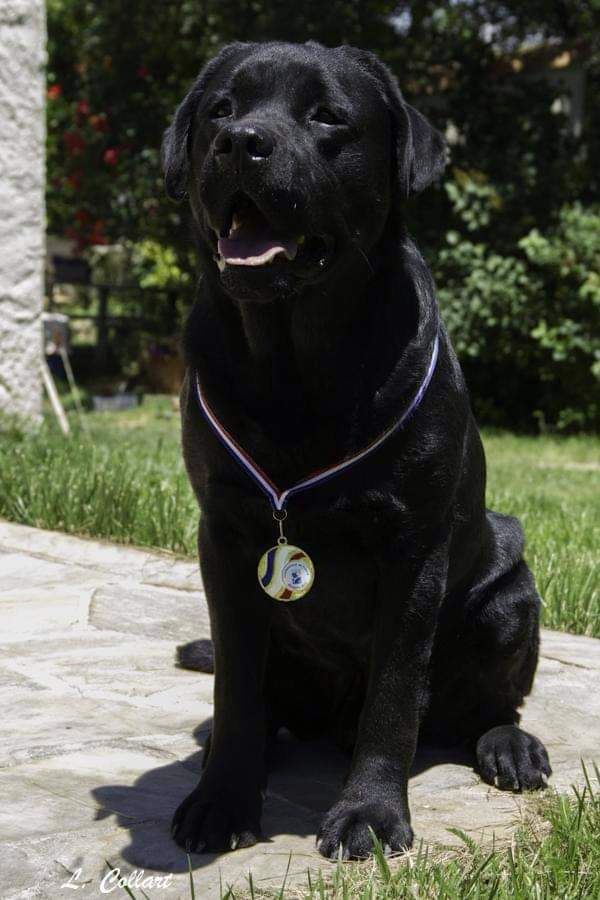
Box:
[426,511,552,791]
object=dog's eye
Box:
[210,99,232,120]
[311,107,345,127]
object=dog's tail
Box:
[176,638,214,673]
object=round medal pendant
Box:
[257,543,315,601]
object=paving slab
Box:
[0,519,598,899]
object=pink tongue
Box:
[218,235,298,266]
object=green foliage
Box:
[521,204,600,430]
[444,169,503,232]
[130,240,192,290]
[436,187,600,430]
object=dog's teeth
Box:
[229,213,241,236]
[230,833,239,850]
[216,256,227,272]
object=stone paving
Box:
[0,519,598,899]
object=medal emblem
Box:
[258,543,315,601]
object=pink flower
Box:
[89,220,108,245]
[89,113,109,133]
[63,131,86,155]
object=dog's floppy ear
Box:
[401,102,448,195]
[339,47,447,197]
[162,43,248,202]
[162,88,200,202]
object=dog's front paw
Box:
[171,772,263,853]
[317,796,413,859]
[477,725,552,792]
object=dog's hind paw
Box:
[476,725,552,792]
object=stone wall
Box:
[0,0,46,425]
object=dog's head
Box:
[163,42,446,302]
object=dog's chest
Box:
[269,542,378,665]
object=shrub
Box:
[434,172,600,431]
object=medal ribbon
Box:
[194,332,439,512]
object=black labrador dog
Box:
[162,41,551,859]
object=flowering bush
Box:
[45,0,193,259]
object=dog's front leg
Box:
[318,542,448,859]
[172,519,272,853]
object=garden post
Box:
[96,285,109,369]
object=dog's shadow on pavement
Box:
[91,722,473,874]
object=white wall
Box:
[0,0,46,425]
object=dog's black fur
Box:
[162,41,551,858]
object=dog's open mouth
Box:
[213,193,332,274]
[216,194,299,270]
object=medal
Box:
[194,332,439,603]
[257,510,314,601]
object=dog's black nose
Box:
[214,124,274,164]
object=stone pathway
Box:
[0,520,598,899]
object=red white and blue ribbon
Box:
[194,332,439,512]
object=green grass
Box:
[484,432,599,637]
[0,397,597,636]
[108,765,599,899]
[272,764,600,900]
[0,397,198,556]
